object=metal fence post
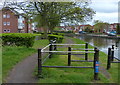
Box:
[94,48,99,80]
[68,47,71,66]
[107,48,112,70]
[85,43,88,60]
[94,47,97,68]
[111,45,114,61]
[38,49,42,77]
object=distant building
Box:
[109,23,120,32]
[93,23,120,33]
[0,7,33,33]
[57,25,94,33]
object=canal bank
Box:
[78,34,120,39]
[75,34,120,60]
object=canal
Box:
[78,35,120,60]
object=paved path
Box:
[6,53,38,83]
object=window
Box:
[3,14,6,18]
[3,29,6,33]
[7,14,10,18]
[7,22,10,25]
[3,22,6,25]
[7,29,10,32]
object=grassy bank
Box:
[37,37,118,83]
[2,39,49,81]
[72,37,118,83]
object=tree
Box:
[84,25,93,33]
[4,2,95,34]
[93,20,109,33]
[116,24,120,34]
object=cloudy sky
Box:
[87,0,119,25]
[0,0,119,25]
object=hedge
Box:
[2,33,40,47]
[48,34,64,43]
[53,33,64,36]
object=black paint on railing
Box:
[107,46,120,70]
[38,41,100,80]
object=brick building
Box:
[109,23,120,31]
[0,7,33,33]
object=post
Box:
[107,48,112,70]
[68,47,71,66]
[49,40,53,58]
[94,48,99,80]
[38,49,42,77]
[85,43,88,60]
[111,45,114,61]
[94,47,97,68]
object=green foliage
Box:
[48,34,64,43]
[31,2,95,33]
[53,33,64,36]
[2,33,40,47]
[116,24,120,34]
[6,2,95,33]
[84,26,93,33]
[94,20,109,33]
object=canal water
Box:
[78,35,120,60]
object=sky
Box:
[87,0,119,25]
[0,0,119,25]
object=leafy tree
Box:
[84,26,93,33]
[4,2,95,34]
[93,20,109,33]
[116,24,120,34]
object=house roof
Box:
[2,7,20,15]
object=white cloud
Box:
[86,0,119,25]
[93,12,118,23]
[90,0,119,13]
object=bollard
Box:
[85,43,88,60]
[107,48,112,70]
[68,47,71,66]
[94,48,99,80]
[38,49,42,77]
[111,45,114,61]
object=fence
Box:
[38,40,100,80]
[107,45,120,70]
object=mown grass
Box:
[2,39,49,82]
[37,37,118,83]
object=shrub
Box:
[48,34,64,43]
[53,33,64,36]
[2,33,39,47]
